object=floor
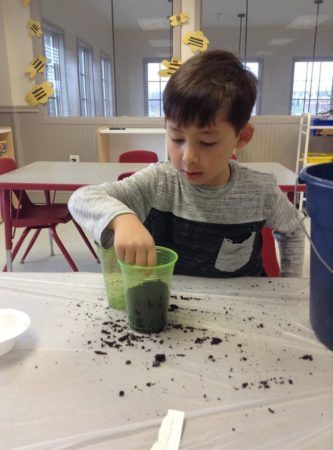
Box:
[0,219,311,276]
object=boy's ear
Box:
[235,124,254,149]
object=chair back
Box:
[118,150,158,163]
[0,157,33,211]
[0,157,16,174]
[261,227,280,277]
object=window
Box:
[291,60,333,115]
[144,59,168,117]
[77,40,95,116]
[100,52,113,116]
[243,60,261,116]
[43,21,69,116]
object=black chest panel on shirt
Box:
[144,208,266,277]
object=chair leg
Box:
[20,229,41,263]
[50,225,79,271]
[3,228,31,272]
[72,220,100,263]
[48,229,55,256]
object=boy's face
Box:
[166,117,254,186]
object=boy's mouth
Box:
[182,170,203,179]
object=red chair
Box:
[261,227,280,277]
[117,171,135,181]
[118,150,158,163]
[0,158,99,272]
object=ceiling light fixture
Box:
[308,0,323,113]
[237,0,248,63]
[237,13,245,58]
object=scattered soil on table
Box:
[80,291,306,402]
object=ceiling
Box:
[79,0,333,28]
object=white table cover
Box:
[0,273,332,450]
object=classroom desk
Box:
[0,273,332,449]
[0,161,303,272]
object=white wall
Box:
[0,0,34,107]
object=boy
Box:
[69,50,304,277]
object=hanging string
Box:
[308,0,323,113]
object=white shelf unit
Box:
[0,127,15,160]
[97,127,167,162]
[295,113,333,209]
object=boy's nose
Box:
[182,145,199,164]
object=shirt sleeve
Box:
[68,163,160,248]
[264,179,305,277]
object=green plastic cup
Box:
[98,245,125,311]
[118,246,178,333]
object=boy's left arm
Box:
[265,183,305,277]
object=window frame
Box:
[143,58,169,117]
[243,59,263,116]
[290,57,333,115]
[100,51,113,117]
[77,38,95,117]
[42,20,69,117]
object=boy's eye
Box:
[171,138,184,145]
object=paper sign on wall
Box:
[25,55,47,79]
[169,12,189,27]
[183,31,209,53]
[158,57,183,77]
[25,82,54,106]
[27,20,43,37]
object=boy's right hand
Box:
[111,214,157,266]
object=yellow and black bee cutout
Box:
[169,12,189,27]
[183,31,209,53]
[27,19,43,37]
[25,55,47,79]
[21,0,31,6]
[158,57,183,78]
[25,81,54,106]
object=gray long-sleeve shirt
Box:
[68,160,304,277]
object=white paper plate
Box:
[0,309,31,357]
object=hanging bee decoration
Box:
[158,57,183,78]
[169,12,189,27]
[25,55,47,79]
[25,82,54,106]
[21,0,31,6]
[27,19,43,37]
[183,31,209,53]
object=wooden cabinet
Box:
[0,127,15,161]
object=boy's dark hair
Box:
[163,50,257,133]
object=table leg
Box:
[1,189,13,271]
[98,133,110,162]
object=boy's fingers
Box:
[125,248,136,265]
[147,247,157,267]
[135,250,148,267]
[115,246,125,262]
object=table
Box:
[0,273,332,449]
[0,161,303,272]
[0,162,148,271]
